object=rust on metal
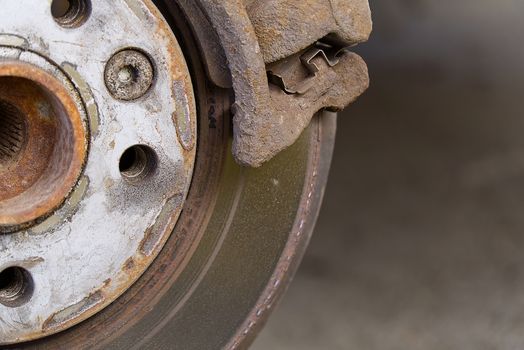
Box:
[1,0,370,347]
[139,194,184,256]
[1,0,197,344]
[104,49,155,101]
[199,0,371,167]
[42,290,104,331]
[247,0,372,63]
[0,61,87,230]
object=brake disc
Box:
[0,0,370,348]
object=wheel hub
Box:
[0,0,196,344]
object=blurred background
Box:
[254,1,524,349]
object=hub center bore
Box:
[0,61,87,231]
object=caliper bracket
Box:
[197,0,372,167]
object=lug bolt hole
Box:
[119,145,158,184]
[0,267,34,308]
[51,0,91,28]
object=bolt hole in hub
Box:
[0,267,34,308]
[119,145,158,183]
[51,0,91,28]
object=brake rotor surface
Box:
[0,0,196,344]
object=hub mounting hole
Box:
[51,0,91,28]
[119,145,158,183]
[0,267,34,308]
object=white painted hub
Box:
[0,0,196,344]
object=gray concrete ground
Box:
[254,1,524,349]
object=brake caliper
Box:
[198,0,372,167]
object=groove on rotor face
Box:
[0,100,26,165]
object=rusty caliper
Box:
[193,0,372,167]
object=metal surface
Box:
[197,0,370,167]
[0,0,196,344]
[51,0,92,28]
[1,0,370,347]
[0,56,87,231]
[268,40,359,95]
[247,0,372,64]
[104,49,155,101]
[16,104,336,349]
